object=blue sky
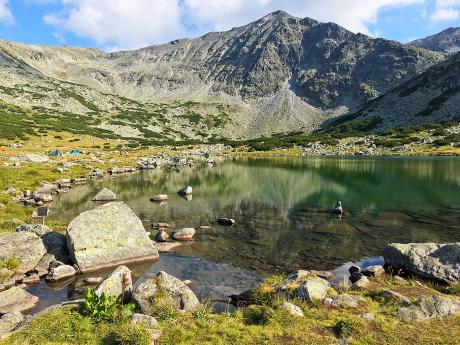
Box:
[0,0,459,51]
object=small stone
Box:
[177,186,192,195]
[361,312,375,320]
[151,223,170,229]
[150,195,168,202]
[131,313,158,327]
[296,276,330,302]
[217,218,235,226]
[182,279,192,285]
[91,188,117,201]
[348,265,361,275]
[148,329,162,344]
[352,276,370,290]
[11,274,25,284]
[171,228,195,241]
[380,289,411,304]
[22,273,40,285]
[362,265,385,277]
[84,277,103,285]
[155,231,169,242]
[282,302,304,317]
[46,265,76,282]
[330,294,365,308]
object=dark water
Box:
[48,156,460,275]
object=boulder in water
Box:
[66,202,159,272]
[91,188,117,202]
[177,186,192,195]
[171,228,195,241]
[382,243,460,285]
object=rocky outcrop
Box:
[132,271,199,313]
[91,188,117,202]
[66,202,159,272]
[382,243,460,285]
[0,232,46,274]
[95,266,132,302]
[0,287,39,314]
[397,295,460,320]
[0,311,23,340]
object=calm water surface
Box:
[49,156,460,275]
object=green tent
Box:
[48,149,63,157]
[70,149,81,155]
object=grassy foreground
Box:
[2,274,460,345]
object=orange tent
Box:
[0,146,5,153]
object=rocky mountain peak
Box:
[409,27,460,53]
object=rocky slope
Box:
[0,11,450,141]
[329,52,460,131]
[410,27,460,54]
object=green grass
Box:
[0,256,20,270]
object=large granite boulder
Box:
[382,243,460,285]
[132,271,199,314]
[66,202,159,272]
[0,287,39,314]
[397,295,460,320]
[95,266,132,302]
[0,232,46,274]
[295,277,330,302]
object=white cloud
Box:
[44,0,427,50]
[430,0,460,22]
[0,0,13,24]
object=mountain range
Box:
[0,11,458,142]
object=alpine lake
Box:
[28,156,460,312]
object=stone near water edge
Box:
[66,202,159,272]
[382,243,460,285]
[177,186,192,195]
[91,188,117,202]
[362,265,385,278]
[282,302,304,317]
[152,242,182,253]
[46,265,76,282]
[151,223,170,229]
[131,313,158,327]
[16,224,52,237]
[330,294,365,308]
[150,195,168,202]
[84,277,103,285]
[217,218,235,226]
[397,294,460,321]
[295,276,330,302]
[0,287,39,314]
[34,254,55,277]
[95,266,132,302]
[131,271,199,314]
[352,276,370,290]
[0,232,47,274]
[155,230,169,242]
[0,311,24,340]
[348,265,361,275]
[171,228,195,241]
[22,273,40,285]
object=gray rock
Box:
[0,232,47,274]
[282,302,304,317]
[132,271,199,313]
[0,311,23,339]
[397,295,460,320]
[361,312,375,320]
[379,289,411,304]
[362,265,385,277]
[95,266,132,302]
[155,230,169,242]
[23,154,49,163]
[382,243,460,285]
[34,254,55,277]
[148,329,162,345]
[15,224,52,237]
[66,202,159,272]
[296,276,330,302]
[177,186,192,195]
[352,276,370,290]
[22,273,40,285]
[330,294,365,308]
[131,313,158,327]
[0,287,39,314]
[84,277,103,285]
[46,265,76,282]
[171,228,195,241]
[91,188,117,201]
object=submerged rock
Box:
[0,232,47,274]
[91,188,117,202]
[66,202,159,272]
[0,287,39,314]
[150,195,168,202]
[382,243,460,284]
[397,295,460,320]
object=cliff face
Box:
[410,27,460,54]
[0,11,452,140]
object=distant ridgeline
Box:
[0,11,458,145]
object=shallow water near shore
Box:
[31,156,460,311]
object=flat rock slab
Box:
[153,242,182,253]
[397,294,460,320]
[0,232,47,274]
[66,202,159,272]
[0,287,39,315]
[383,243,460,284]
[0,311,24,339]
